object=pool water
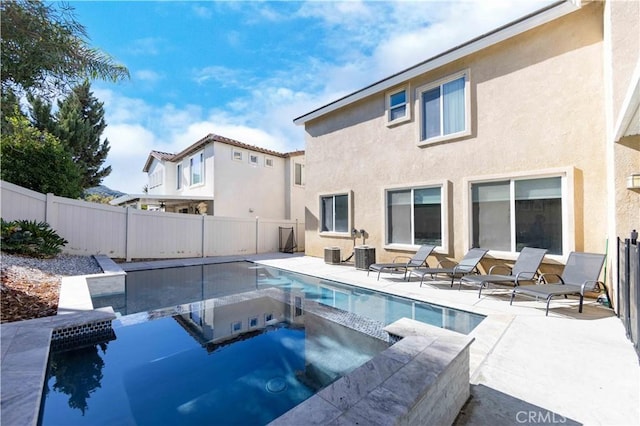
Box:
[40,291,389,425]
[40,262,485,425]
[91,261,484,334]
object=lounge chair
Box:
[408,248,489,287]
[367,245,435,280]
[460,247,547,298]
[509,251,607,316]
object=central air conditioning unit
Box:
[324,247,341,265]
[354,245,376,270]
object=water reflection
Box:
[45,342,109,415]
[90,262,484,334]
[41,287,389,425]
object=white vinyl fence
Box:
[0,181,304,261]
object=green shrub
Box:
[0,219,68,258]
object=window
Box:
[294,163,304,186]
[265,157,274,168]
[387,87,409,125]
[387,186,442,246]
[176,164,182,190]
[294,296,303,317]
[249,154,258,165]
[321,194,349,233]
[233,150,243,161]
[417,71,470,144]
[472,176,563,254]
[149,170,163,189]
[189,305,202,326]
[248,316,258,328]
[190,152,204,186]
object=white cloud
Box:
[191,4,213,19]
[126,37,165,56]
[193,65,248,86]
[134,70,164,83]
[101,123,156,194]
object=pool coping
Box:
[0,254,509,426]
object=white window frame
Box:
[149,169,163,189]
[232,149,243,162]
[265,157,274,168]
[386,85,410,126]
[249,153,259,166]
[176,163,182,190]
[294,162,305,186]
[464,168,574,261]
[190,151,204,187]
[383,181,449,253]
[318,191,352,236]
[416,69,471,146]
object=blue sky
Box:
[71,0,555,194]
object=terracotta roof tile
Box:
[145,134,304,169]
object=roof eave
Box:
[110,194,216,206]
[293,0,579,126]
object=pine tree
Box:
[29,81,112,189]
[55,81,112,188]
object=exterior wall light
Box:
[626,173,640,189]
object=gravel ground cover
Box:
[1,253,102,323]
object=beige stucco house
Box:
[111,133,305,222]
[294,0,639,298]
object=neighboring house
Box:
[111,134,305,222]
[294,1,639,296]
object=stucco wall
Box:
[286,154,306,223]
[147,159,164,195]
[213,142,286,219]
[168,144,215,198]
[608,0,639,125]
[303,3,607,264]
[608,0,640,240]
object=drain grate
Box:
[265,377,287,393]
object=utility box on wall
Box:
[355,245,376,270]
[324,247,341,264]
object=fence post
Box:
[201,215,205,258]
[125,207,133,262]
[255,217,259,254]
[45,193,57,229]
[296,219,302,253]
[623,238,631,338]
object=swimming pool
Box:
[91,261,484,334]
[39,288,390,425]
[40,262,484,425]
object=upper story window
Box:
[320,193,350,234]
[190,152,204,186]
[417,70,470,145]
[233,150,243,161]
[176,164,182,190]
[149,169,163,189]
[387,186,443,247]
[265,157,274,168]
[386,87,409,125]
[249,154,259,166]
[294,162,305,186]
[471,176,563,255]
